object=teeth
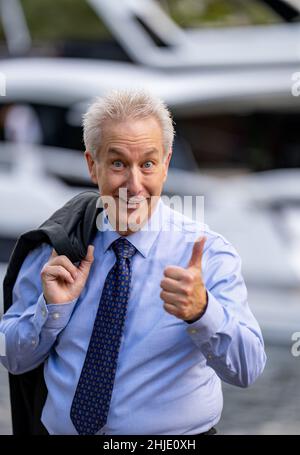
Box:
[128,197,145,203]
[117,196,146,206]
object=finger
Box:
[160,277,186,295]
[78,245,94,274]
[188,236,206,270]
[163,265,186,281]
[160,290,184,305]
[86,245,95,262]
[50,249,58,258]
[163,302,179,317]
[42,265,74,284]
[49,255,78,280]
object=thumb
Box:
[78,245,94,275]
[188,236,206,270]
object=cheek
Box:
[98,170,126,194]
[156,167,168,185]
[144,173,165,195]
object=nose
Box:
[126,166,144,196]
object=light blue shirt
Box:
[0,199,266,435]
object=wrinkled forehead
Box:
[101,116,163,146]
[100,117,163,159]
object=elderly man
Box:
[0,90,266,435]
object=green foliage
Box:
[20,0,110,41]
[159,0,280,28]
[0,0,281,44]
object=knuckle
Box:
[174,296,182,306]
[40,264,48,276]
[58,265,65,274]
[164,303,173,314]
[57,255,68,265]
[163,267,172,276]
[180,296,189,307]
[184,273,193,284]
[160,279,167,288]
[48,257,57,266]
[182,311,189,320]
[56,256,64,265]
[184,286,193,297]
[179,306,189,318]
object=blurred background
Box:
[1,0,300,434]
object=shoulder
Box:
[161,200,232,244]
[160,201,241,263]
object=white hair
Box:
[83,89,175,157]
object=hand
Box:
[160,237,207,322]
[41,245,94,304]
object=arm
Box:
[186,235,266,387]
[0,244,77,374]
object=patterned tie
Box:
[70,238,136,435]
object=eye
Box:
[143,161,154,169]
[112,160,124,169]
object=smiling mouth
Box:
[116,196,148,208]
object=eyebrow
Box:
[107,148,159,157]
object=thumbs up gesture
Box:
[160,237,207,323]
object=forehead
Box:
[101,116,163,146]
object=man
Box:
[0,90,266,435]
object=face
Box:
[85,116,172,235]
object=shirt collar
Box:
[99,198,164,258]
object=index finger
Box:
[163,265,186,280]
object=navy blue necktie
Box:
[70,238,136,435]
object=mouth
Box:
[116,196,148,209]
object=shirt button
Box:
[189,328,197,334]
[31,340,36,346]
[52,312,60,320]
[207,354,213,360]
[41,308,47,317]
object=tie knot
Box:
[112,238,136,259]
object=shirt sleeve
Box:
[186,234,267,388]
[0,243,77,374]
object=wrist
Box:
[185,290,208,324]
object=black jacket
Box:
[3,190,101,435]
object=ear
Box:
[84,150,98,185]
[163,149,172,182]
